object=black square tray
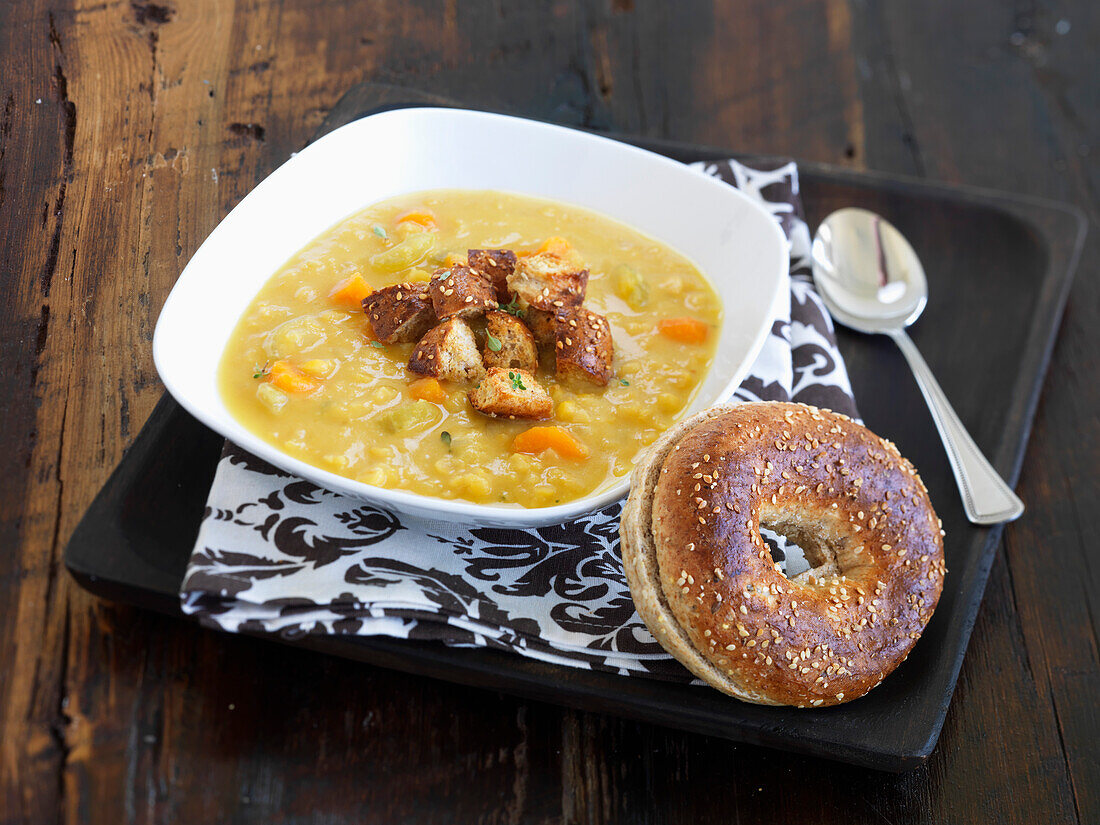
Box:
[64,84,1085,771]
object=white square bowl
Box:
[154,108,787,527]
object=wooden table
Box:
[2,2,1096,822]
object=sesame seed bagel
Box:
[620,401,945,707]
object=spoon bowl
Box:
[811,208,928,333]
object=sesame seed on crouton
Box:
[429,264,498,320]
[506,252,588,312]
[555,307,613,386]
[468,367,553,420]
[408,317,485,383]
[483,310,538,372]
[468,249,518,302]
[362,282,436,344]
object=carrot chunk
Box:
[396,209,438,232]
[330,273,371,306]
[512,426,589,460]
[409,377,447,404]
[535,236,573,257]
[268,360,320,393]
[657,317,709,344]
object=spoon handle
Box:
[887,329,1025,525]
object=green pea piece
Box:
[377,399,440,434]
[613,263,649,310]
[369,233,435,272]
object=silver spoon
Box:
[811,207,1024,525]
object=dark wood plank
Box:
[0,1,77,822]
[1,0,1097,823]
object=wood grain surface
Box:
[1,1,1096,823]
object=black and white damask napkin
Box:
[180,159,859,681]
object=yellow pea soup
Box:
[218,189,721,508]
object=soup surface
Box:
[219,189,721,508]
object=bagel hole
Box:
[759,508,854,584]
[759,526,812,579]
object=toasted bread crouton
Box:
[468,249,517,302]
[408,318,485,383]
[506,253,588,312]
[523,307,559,348]
[555,308,614,386]
[468,367,553,420]
[483,310,538,371]
[429,265,498,320]
[362,282,436,344]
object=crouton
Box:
[555,308,614,386]
[408,318,485,383]
[482,310,538,372]
[468,249,517,302]
[362,282,436,344]
[506,253,588,312]
[468,367,553,420]
[523,307,559,348]
[429,264,498,320]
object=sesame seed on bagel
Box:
[620,401,946,707]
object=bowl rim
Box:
[153,106,788,527]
